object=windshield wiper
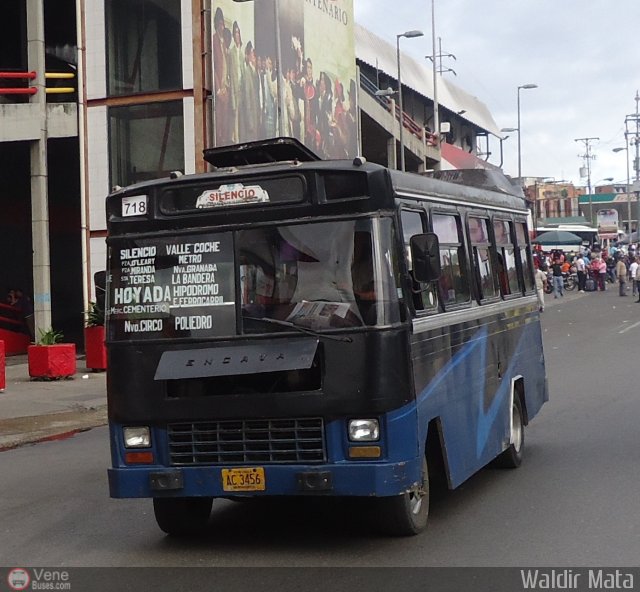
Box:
[245,316,353,343]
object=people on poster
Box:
[300,58,318,148]
[316,71,333,155]
[262,55,279,137]
[239,41,261,142]
[212,7,231,146]
[228,20,244,144]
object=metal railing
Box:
[360,72,437,146]
[0,70,76,98]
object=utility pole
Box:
[626,91,640,236]
[575,136,599,224]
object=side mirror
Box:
[410,233,441,282]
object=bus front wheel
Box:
[153,497,213,536]
[375,456,429,536]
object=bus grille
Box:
[167,418,326,465]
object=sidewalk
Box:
[0,354,107,451]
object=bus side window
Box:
[432,213,471,307]
[400,209,436,311]
[468,217,499,301]
[493,218,519,296]
[515,222,534,292]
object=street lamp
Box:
[613,145,632,235]
[396,29,424,171]
[501,84,538,182]
[517,84,537,181]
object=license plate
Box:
[221,467,266,492]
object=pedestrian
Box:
[574,252,587,292]
[597,257,607,291]
[629,256,639,297]
[616,256,628,296]
[551,257,564,298]
[535,264,547,312]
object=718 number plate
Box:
[221,467,266,492]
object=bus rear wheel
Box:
[153,497,213,536]
[495,396,525,469]
[375,456,429,536]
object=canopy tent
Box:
[534,230,583,246]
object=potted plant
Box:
[84,301,107,371]
[28,327,77,380]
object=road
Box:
[2,287,640,568]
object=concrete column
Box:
[387,97,397,169]
[27,0,52,335]
[387,137,397,170]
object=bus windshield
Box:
[107,217,400,341]
[239,218,399,332]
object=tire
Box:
[375,455,429,536]
[153,497,213,536]
[495,396,524,469]
[565,276,577,291]
[544,281,552,294]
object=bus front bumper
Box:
[108,458,421,499]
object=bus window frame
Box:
[492,215,522,299]
[430,208,472,311]
[466,213,501,304]
[514,219,535,295]
[399,205,439,315]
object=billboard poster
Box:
[212,0,358,159]
[596,208,619,238]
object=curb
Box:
[0,406,108,452]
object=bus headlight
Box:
[348,419,380,442]
[123,426,151,448]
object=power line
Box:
[426,37,456,76]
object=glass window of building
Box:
[106,0,182,95]
[109,101,184,187]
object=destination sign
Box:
[195,183,270,209]
[107,232,235,340]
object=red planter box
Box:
[0,328,30,355]
[28,344,77,379]
[84,326,107,371]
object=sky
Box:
[354,0,640,189]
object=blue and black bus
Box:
[106,138,548,536]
